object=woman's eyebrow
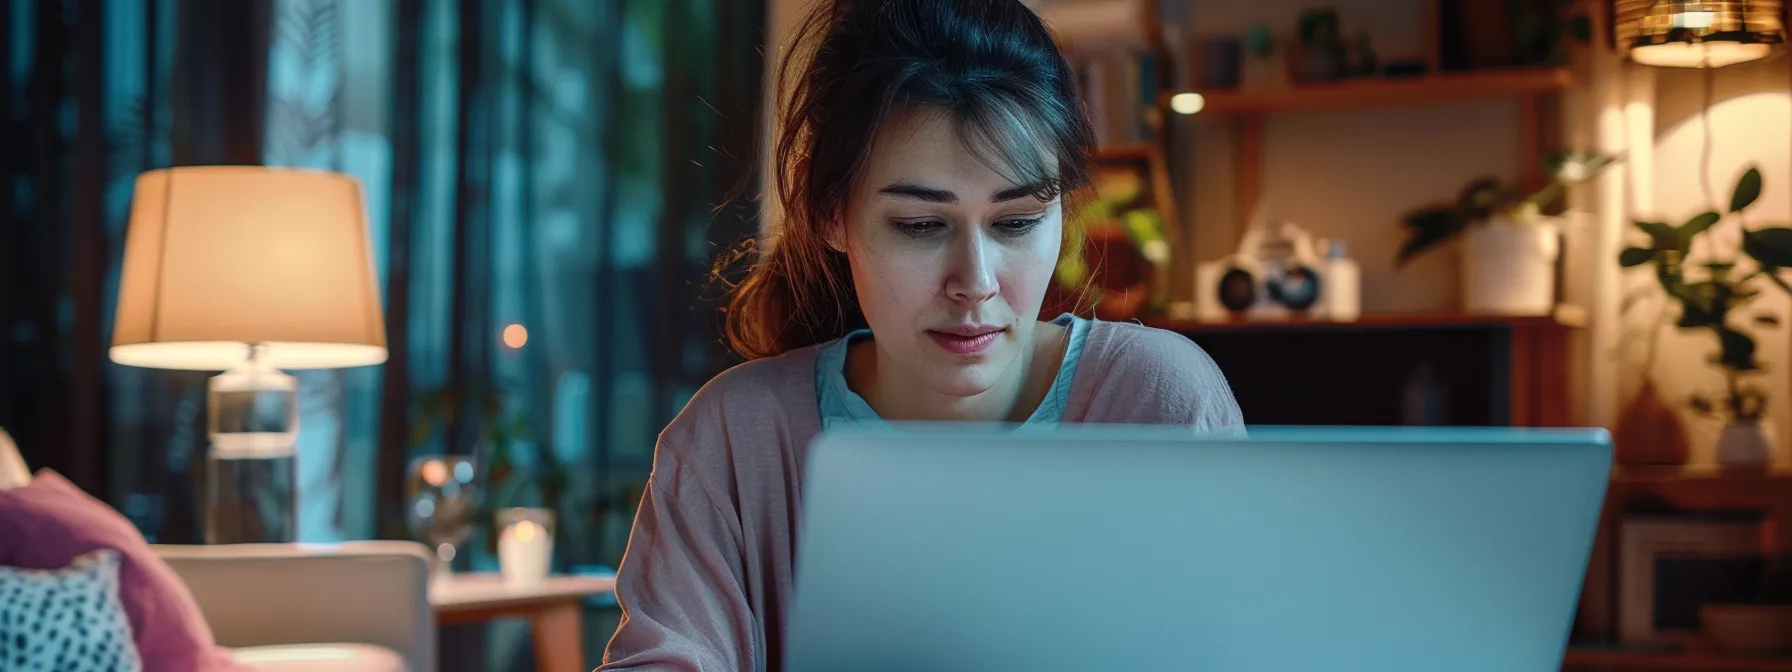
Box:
[876,180,1055,204]
[991,180,1053,203]
[878,182,955,203]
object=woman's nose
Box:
[946,227,998,305]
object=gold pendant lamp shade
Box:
[1616,0,1785,67]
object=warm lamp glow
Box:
[1616,0,1784,68]
[1630,40,1775,66]
[1169,92,1205,115]
[110,166,387,371]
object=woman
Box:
[600,1,1243,669]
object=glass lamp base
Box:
[203,345,300,544]
[204,453,296,544]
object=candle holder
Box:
[497,507,556,586]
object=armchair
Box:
[0,429,435,671]
[156,542,435,672]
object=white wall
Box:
[1172,0,1525,314]
[1611,61,1792,462]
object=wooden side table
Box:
[432,573,617,672]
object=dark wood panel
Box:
[1184,327,1505,426]
[71,0,108,495]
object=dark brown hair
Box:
[723,0,1098,360]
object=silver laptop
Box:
[785,425,1611,672]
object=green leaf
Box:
[1618,247,1655,267]
[1457,178,1513,220]
[1397,207,1467,266]
[1731,167,1763,214]
[1681,211,1721,238]
[1674,282,1724,328]
[1718,327,1761,371]
[1743,228,1792,268]
[1677,299,1721,328]
[1634,220,1679,250]
[1756,313,1781,327]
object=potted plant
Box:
[1397,151,1616,315]
[1052,160,1172,321]
[1618,165,1792,466]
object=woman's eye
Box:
[994,217,1043,236]
[893,220,945,237]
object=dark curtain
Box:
[3,0,273,542]
[380,0,765,561]
[383,1,769,664]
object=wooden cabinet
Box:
[1148,309,1582,427]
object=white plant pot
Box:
[1461,218,1559,316]
[1717,419,1774,467]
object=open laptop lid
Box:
[786,424,1611,672]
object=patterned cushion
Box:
[0,549,142,672]
[0,469,245,671]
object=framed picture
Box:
[1618,515,1764,644]
[1052,144,1180,320]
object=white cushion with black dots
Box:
[0,549,142,672]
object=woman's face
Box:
[837,108,1063,399]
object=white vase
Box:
[1461,218,1560,316]
[1717,419,1774,467]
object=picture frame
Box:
[1618,515,1764,644]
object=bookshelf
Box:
[1572,462,1792,668]
[1160,63,1570,249]
[1156,66,1575,116]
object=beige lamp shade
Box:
[110,166,388,371]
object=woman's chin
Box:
[926,363,1006,399]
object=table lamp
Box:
[110,166,387,543]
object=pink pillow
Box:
[0,469,249,672]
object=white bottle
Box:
[1325,239,1360,322]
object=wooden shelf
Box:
[1161,67,1575,116]
[1565,643,1792,671]
[1144,306,1587,335]
[1614,464,1792,486]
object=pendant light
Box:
[1615,0,1785,67]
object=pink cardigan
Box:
[599,319,1244,671]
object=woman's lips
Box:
[928,329,1001,356]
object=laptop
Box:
[784,425,1611,672]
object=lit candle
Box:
[498,518,552,586]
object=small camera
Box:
[1195,220,1353,322]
